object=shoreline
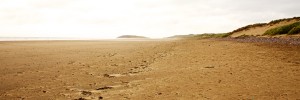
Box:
[0,38,178,42]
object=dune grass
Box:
[228,23,267,35]
[269,17,300,25]
[264,22,300,35]
[228,17,300,36]
[288,24,300,35]
[194,33,230,38]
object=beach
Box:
[0,39,299,99]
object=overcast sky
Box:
[0,0,299,38]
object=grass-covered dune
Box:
[228,17,300,37]
[264,21,300,35]
[169,17,300,39]
[117,35,148,39]
[193,33,230,38]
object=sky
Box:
[0,0,299,39]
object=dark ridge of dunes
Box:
[117,35,148,39]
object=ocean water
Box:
[0,37,168,41]
[0,37,101,41]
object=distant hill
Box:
[167,34,196,38]
[117,35,148,39]
[229,17,300,37]
[168,33,229,39]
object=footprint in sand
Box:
[95,85,124,91]
[81,91,92,96]
[128,65,152,74]
[71,85,124,100]
[63,88,104,100]
[66,78,150,100]
[103,74,126,78]
[74,96,103,100]
[16,71,25,75]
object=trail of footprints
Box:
[63,60,153,99]
[0,43,177,99]
[67,45,176,100]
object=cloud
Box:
[0,0,299,38]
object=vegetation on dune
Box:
[228,23,267,35]
[167,34,196,38]
[117,35,148,38]
[264,22,300,35]
[288,24,300,35]
[228,17,300,36]
[175,17,300,39]
[269,17,300,25]
[194,33,230,38]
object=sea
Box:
[0,37,106,41]
[0,37,168,41]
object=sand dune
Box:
[0,39,299,99]
[117,35,148,39]
[230,18,300,37]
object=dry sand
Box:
[0,39,299,100]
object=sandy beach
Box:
[0,39,299,100]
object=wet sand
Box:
[0,39,299,99]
